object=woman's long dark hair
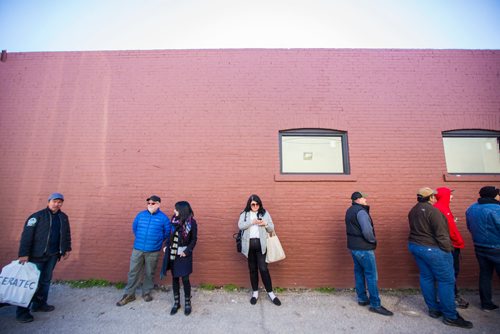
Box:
[243,194,266,217]
[174,201,194,223]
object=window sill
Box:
[443,173,500,182]
[274,173,357,182]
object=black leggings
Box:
[172,275,191,298]
[248,238,273,292]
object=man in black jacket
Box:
[345,192,393,316]
[16,192,72,323]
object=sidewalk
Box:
[0,284,498,334]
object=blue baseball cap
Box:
[48,192,64,201]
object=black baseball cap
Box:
[351,192,367,201]
[146,195,161,203]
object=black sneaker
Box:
[455,296,469,309]
[481,304,499,311]
[369,306,393,316]
[428,309,443,318]
[443,314,473,329]
[143,293,153,302]
[16,312,34,323]
[32,304,55,312]
[116,294,136,307]
[358,301,370,306]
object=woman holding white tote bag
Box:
[238,194,281,306]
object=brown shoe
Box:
[116,294,136,306]
[143,293,153,302]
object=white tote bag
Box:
[266,232,286,263]
[0,260,40,307]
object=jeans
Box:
[350,250,381,308]
[474,246,500,308]
[408,243,457,319]
[247,238,273,292]
[16,255,59,317]
[124,249,160,296]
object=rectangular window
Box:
[442,130,500,174]
[280,129,349,174]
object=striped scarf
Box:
[169,230,179,261]
[169,216,192,260]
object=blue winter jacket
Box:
[466,199,500,249]
[133,209,171,252]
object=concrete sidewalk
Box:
[0,284,498,334]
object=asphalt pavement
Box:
[0,284,498,334]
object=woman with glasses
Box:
[163,201,198,316]
[238,194,281,306]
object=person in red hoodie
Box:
[434,187,469,309]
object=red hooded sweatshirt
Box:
[434,187,464,249]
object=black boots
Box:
[170,294,180,315]
[170,294,192,316]
[184,296,192,316]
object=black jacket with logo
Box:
[18,207,72,259]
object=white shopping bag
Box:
[0,260,40,307]
[266,232,286,263]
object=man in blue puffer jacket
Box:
[117,195,171,306]
[466,186,500,311]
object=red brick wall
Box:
[0,49,499,288]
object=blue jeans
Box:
[16,255,59,317]
[124,249,160,296]
[408,243,457,319]
[350,250,380,308]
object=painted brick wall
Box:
[0,49,499,288]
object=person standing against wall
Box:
[434,187,469,309]
[408,187,472,329]
[465,186,500,311]
[164,201,197,316]
[16,192,72,323]
[238,194,281,306]
[345,192,393,316]
[116,195,171,306]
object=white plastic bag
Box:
[0,260,40,307]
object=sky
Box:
[0,0,499,52]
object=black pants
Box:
[172,275,191,298]
[248,238,273,292]
[452,248,461,295]
[474,246,500,308]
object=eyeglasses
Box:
[251,202,260,207]
[147,202,158,206]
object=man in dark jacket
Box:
[16,192,72,323]
[408,187,472,329]
[345,192,393,316]
[466,186,500,311]
[116,195,171,306]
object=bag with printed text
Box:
[0,260,40,307]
